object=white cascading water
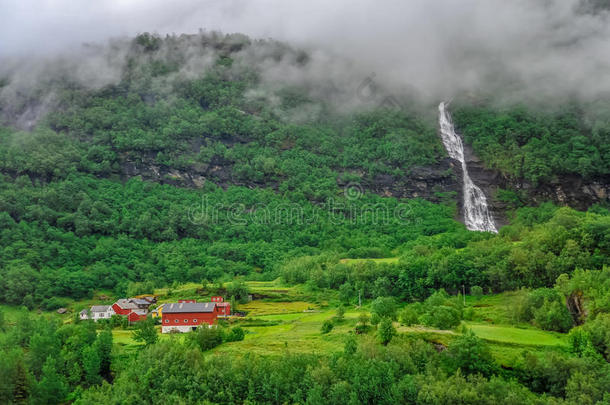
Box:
[438,102,498,233]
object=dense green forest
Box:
[453,105,610,185]
[0,32,609,404]
[3,267,610,404]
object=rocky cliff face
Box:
[361,142,608,227]
[463,142,608,226]
[117,145,607,229]
[358,158,460,203]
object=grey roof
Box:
[162,302,216,313]
[115,299,139,310]
[131,298,151,306]
[80,309,88,314]
[90,305,111,312]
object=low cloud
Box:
[1,0,609,116]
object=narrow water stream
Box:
[438,102,497,233]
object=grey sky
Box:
[1,0,609,103]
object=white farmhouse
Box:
[80,305,116,321]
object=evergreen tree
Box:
[81,346,101,386]
[13,356,30,404]
[37,357,67,405]
[96,329,113,379]
[344,334,358,355]
[377,317,396,345]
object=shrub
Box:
[568,328,596,358]
[187,327,223,351]
[534,299,573,332]
[421,306,462,330]
[470,286,483,299]
[444,330,496,377]
[583,314,610,360]
[321,320,334,334]
[399,307,419,326]
[41,297,70,311]
[334,306,346,323]
[514,288,559,323]
[339,282,355,304]
[226,278,250,303]
[355,312,370,334]
[377,317,396,345]
[224,326,245,342]
[371,297,397,320]
[370,313,381,326]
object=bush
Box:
[354,323,369,334]
[470,286,483,299]
[187,327,223,351]
[377,317,396,345]
[333,306,346,323]
[321,320,334,334]
[533,299,573,332]
[226,278,249,303]
[399,307,419,326]
[41,297,70,311]
[132,317,158,346]
[444,331,496,377]
[421,306,462,330]
[514,288,559,323]
[583,314,610,360]
[370,313,381,326]
[568,328,596,357]
[224,326,245,342]
[338,282,355,304]
[355,312,370,334]
[371,297,397,320]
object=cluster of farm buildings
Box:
[80,296,231,333]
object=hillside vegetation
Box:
[0,32,609,404]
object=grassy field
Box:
[3,284,571,366]
[215,308,361,356]
[339,257,400,265]
[466,322,568,348]
[237,300,317,316]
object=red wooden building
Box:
[161,302,222,333]
[112,298,149,322]
[127,310,148,323]
[211,296,231,317]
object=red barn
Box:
[112,299,149,322]
[112,299,139,315]
[128,310,148,323]
[216,302,231,317]
[161,302,219,333]
[210,296,231,317]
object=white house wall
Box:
[162,325,194,333]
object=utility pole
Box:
[462,285,466,305]
[358,289,362,308]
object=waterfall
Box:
[438,102,498,233]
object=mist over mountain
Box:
[1,0,610,116]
